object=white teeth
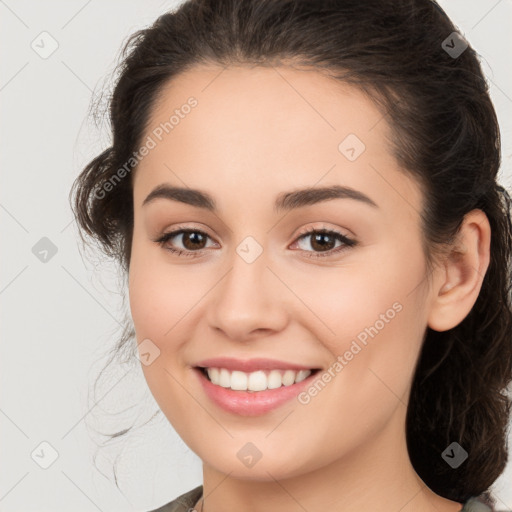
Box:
[248,370,267,391]
[295,369,311,383]
[231,370,248,391]
[218,368,230,388]
[205,367,313,391]
[282,369,296,386]
[267,370,282,389]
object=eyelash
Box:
[153,224,357,259]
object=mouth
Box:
[193,364,322,416]
[195,366,322,393]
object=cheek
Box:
[128,230,198,346]
[128,248,195,414]
[295,242,425,342]
[130,265,178,333]
[298,240,428,391]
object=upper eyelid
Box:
[161,224,352,239]
[160,225,355,247]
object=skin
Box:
[128,64,491,512]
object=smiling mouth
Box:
[196,366,321,393]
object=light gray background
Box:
[1,1,511,510]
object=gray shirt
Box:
[147,485,494,512]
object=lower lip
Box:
[194,368,319,416]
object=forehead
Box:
[144,64,388,157]
[133,64,422,220]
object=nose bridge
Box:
[220,233,272,306]
[206,232,288,339]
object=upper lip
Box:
[195,357,320,373]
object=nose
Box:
[205,244,289,342]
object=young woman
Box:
[70,0,512,511]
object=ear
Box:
[427,209,491,332]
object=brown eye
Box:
[176,230,208,250]
[154,228,216,258]
[292,228,357,259]
[154,226,357,259]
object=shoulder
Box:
[461,496,495,512]
[147,485,203,512]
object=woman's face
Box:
[129,64,435,481]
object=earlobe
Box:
[427,209,491,332]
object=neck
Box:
[198,406,463,512]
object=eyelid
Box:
[154,222,357,259]
[156,222,217,240]
[293,223,355,240]
[157,222,354,242]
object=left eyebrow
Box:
[142,184,379,212]
[274,185,379,212]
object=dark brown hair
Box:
[70,0,512,506]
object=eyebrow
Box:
[142,184,379,212]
